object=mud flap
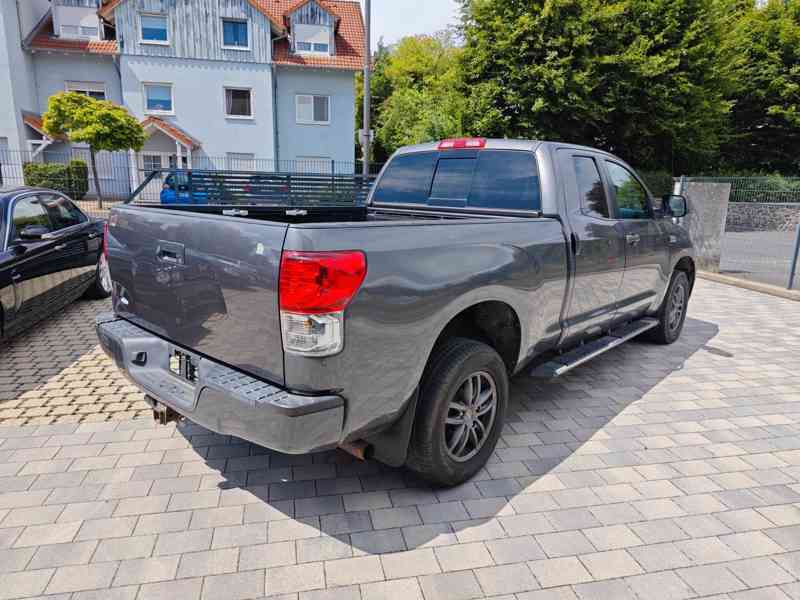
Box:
[366,388,419,468]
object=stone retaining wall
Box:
[726,202,800,232]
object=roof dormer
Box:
[53,0,102,41]
[287,0,338,56]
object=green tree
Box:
[721,0,800,173]
[374,33,467,157]
[43,92,146,207]
[356,39,395,164]
[460,0,731,172]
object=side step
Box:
[531,318,659,379]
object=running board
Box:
[531,318,659,379]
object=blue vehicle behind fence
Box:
[159,171,208,205]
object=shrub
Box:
[22,159,89,200]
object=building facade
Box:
[0,0,364,195]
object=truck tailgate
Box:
[107,206,286,384]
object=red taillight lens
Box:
[103,221,109,259]
[279,251,366,314]
[438,138,486,150]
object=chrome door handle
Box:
[88,232,99,239]
[54,244,68,251]
[11,272,21,282]
[626,234,641,246]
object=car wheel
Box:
[646,270,690,345]
[84,254,112,300]
[406,337,508,487]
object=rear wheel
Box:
[406,338,508,486]
[83,254,112,300]
[646,270,689,344]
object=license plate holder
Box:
[169,349,198,385]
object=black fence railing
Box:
[129,169,376,207]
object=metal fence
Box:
[686,176,800,203]
[0,148,383,219]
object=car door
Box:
[602,160,671,322]
[39,193,97,294]
[556,149,626,344]
[5,194,60,330]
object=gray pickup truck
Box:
[97,139,694,486]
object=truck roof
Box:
[393,139,622,160]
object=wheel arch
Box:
[674,256,696,295]
[428,300,523,375]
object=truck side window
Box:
[372,152,437,204]
[605,161,650,219]
[469,151,541,211]
[573,157,609,219]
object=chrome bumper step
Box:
[531,318,659,379]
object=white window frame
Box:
[143,82,175,115]
[295,94,330,126]
[224,87,254,120]
[139,13,170,46]
[221,18,251,51]
[66,81,107,100]
[293,23,332,55]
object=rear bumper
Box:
[96,313,344,454]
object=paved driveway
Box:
[0,280,799,600]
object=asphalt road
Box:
[720,230,800,289]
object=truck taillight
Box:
[279,251,366,356]
[103,221,109,260]
[438,138,486,150]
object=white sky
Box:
[362,0,460,50]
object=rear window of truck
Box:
[373,150,541,211]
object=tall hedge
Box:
[23,159,89,200]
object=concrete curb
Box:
[698,271,800,302]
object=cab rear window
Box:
[373,150,541,211]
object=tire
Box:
[406,337,508,487]
[83,254,112,300]
[646,270,690,345]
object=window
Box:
[11,197,51,240]
[605,161,650,219]
[296,95,330,124]
[227,153,256,171]
[294,23,332,54]
[469,151,540,210]
[144,84,173,113]
[373,150,542,211]
[573,157,610,219]
[80,26,98,37]
[225,88,252,118]
[430,158,475,204]
[142,154,163,178]
[140,14,168,43]
[60,25,79,37]
[222,19,248,48]
[40,195,87,231]
[66,81,106,101]
[372,152,438,204]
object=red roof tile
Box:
[28,16,117,55]
[142,117,201,149]
[271,0,365,70]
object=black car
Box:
[0,186,110,340]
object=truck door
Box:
[601,160,671,322]
[556,150,626,344]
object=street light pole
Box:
[362,0,371,178]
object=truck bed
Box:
[107,204,546,389]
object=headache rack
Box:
[127,168,375,211]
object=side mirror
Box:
[18,224,50,241]
[663,194,688,218]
